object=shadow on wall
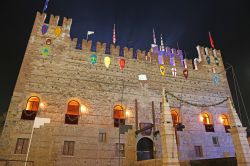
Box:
[0,112,7,134]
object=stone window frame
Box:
[115,143,125,157]
[212,136,220,147]
[194,145,203,157]
[62,141,75,156]
[14,138,29,154]
[98,130,107,143]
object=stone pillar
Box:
[227,98,250,166]
[160,88,180,166]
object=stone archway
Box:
[137,137,154,161]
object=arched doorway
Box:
[137,137,154,161]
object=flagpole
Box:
[24,121,35,166]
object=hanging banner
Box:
[206,56,211,65]
[119,59,125,70]
[41,25,48,35]
[46,38,51,45]
[212,74,220,85]
[183,69,188,79]
[214,57,219,66]
[41,47,49,56]
[90,54,97,65]
[55,27,62,37]
[160,65,165,76]
[172,68,177,77]
[104,56,111,68]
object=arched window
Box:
[65,100,80,125]
[21,96,40,120]
[201,113,214,132]
[202,113,210,125]
[171,110,179,125]
[113,105,125,127]
[221,114,230,133]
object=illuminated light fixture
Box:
[41,24,48,35]
[90,54,97,65]
[119,59,125,70]
[126,111,130,117]
[183,69,188,80]
[199,114,204,122]
[219,115,224,124]
[160,65,165,76]
[138,74,147,81]
[80,105,87,114]
[39,102,45,110]
[55,27,62,37]
[104,56,111,68]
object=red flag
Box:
[209,32,215,49]
[113,24,116,44]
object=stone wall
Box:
[0,12,236,166]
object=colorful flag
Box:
[43,0,50,12]
[153,28,156,45]
[86,31,94,40]
[113,24,116,44]
[209,32,215,49]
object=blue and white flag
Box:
[43,0,50,12]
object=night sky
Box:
[1,0,250,128]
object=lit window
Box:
[63,141,75,156]
[21,96,40,120]
[202,113,210,125]
[201,113,214,132]
[113,105,125,127]
[171,110,179,125]
[15,138,29,154]
[65,100,80,125]
[221,114,229,126]
[194,146,203,157]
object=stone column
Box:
[227,98,250,166]
[160,88,180,166]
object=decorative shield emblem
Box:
[104,56,111,68]
[139,123,152,136]
[55,27,62,37]
[160,65,165,76]
[41,47,49,56]
[119,59,125,70]
[212,74,220,85]
[214,57,219,66]
[212,67,216,74]
[90,54,97,65]
[206,56,211,65]
[183,69,188,79]
[46,38,51,45]
[172,68,177,77]
[41,25,48,35]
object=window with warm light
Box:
[65,100,80,125]
[201,113,214,132]
[221,114,230,133]
[21,96,40,120]
[113,105,125,127]
[171,110,179,125]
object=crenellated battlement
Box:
[33,12,224,73]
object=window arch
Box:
[201,112,214,132]
[113,105,125,127]
[202,113,211,125]
[67,100,80,115]
[65,100,80,125]
[21,96,40,120]
[171,110,179,125]
[221,114,230,133]
[26,96,40,111]
[221,114,229,126]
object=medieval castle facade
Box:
[0,12,250,166]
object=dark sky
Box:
[1,0,250,128]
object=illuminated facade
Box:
[1,12,249,166]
